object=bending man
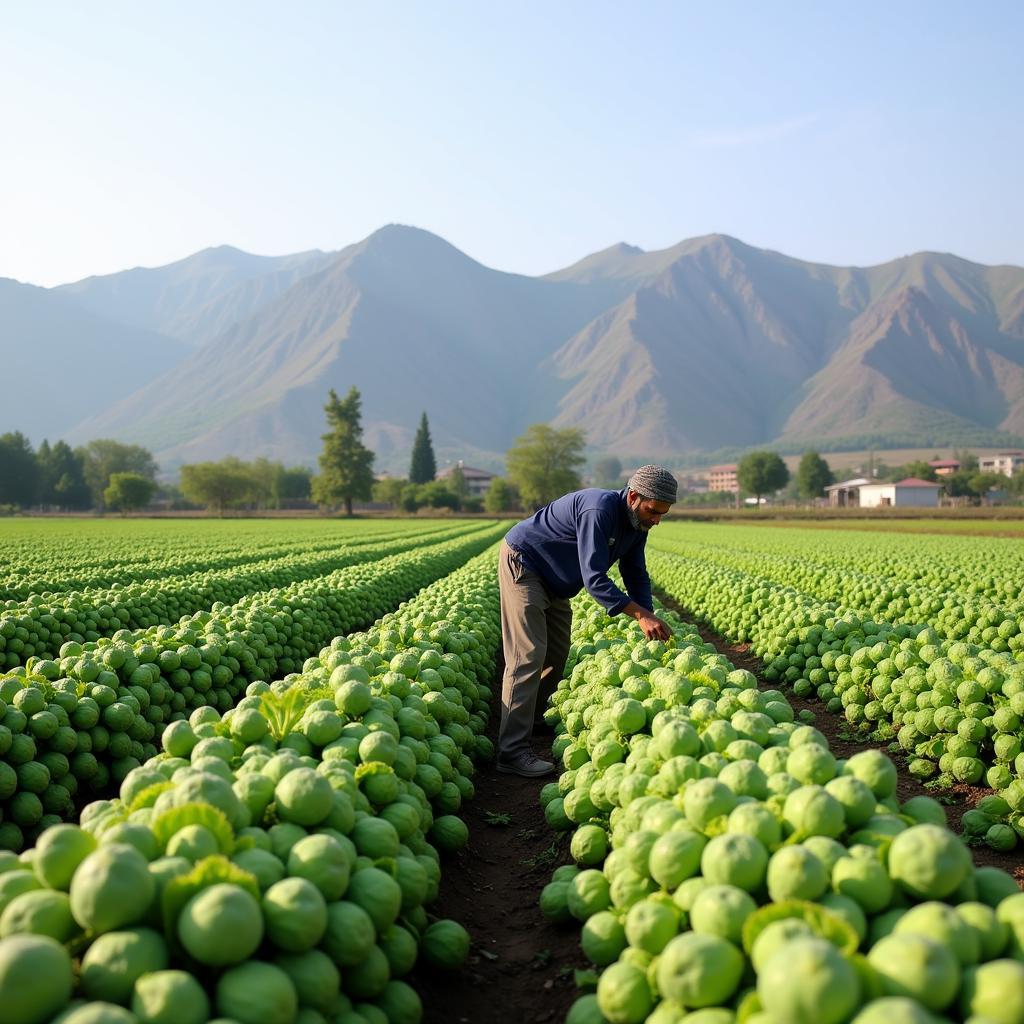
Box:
[496,464,677,777]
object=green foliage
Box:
[36,440,91,510]
[409,412,437,484]
[180,458,310,513]
[312,387,375,515]
[372,477,407,506]
[448,464,467,499]
[0,432,38,507]
[953,449,980,473]
[943,469,978,497]
[258,688,310,742]
[795,452,833,500]
[737,451,789,503]
[249,459,312,506]
[76,439,158,508]
[885,460,938,482]
[484,476,517,513]
[180,459,255,514]
[103,472,156,514]
[968,471,1009,497]
[399,480,461,512]
[506,424,586,509]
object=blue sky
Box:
[2,1,1021,285]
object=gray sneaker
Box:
[496,753,556,777]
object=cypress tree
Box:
[409,411,437,484]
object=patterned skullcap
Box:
[627,465,678,504]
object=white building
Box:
[824,477,871,507]
[979,451,1024,478]
[857,477,941,508]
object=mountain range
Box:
[3,228,1023,474]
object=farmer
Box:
[496,464,677,777]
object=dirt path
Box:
[413,660,586,1024]
[656,589,1024,886]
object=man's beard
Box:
[627,504,643,531]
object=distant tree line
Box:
[0,434,159,512]
[0,432,314,515]
[179,459,313,514]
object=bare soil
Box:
[413,657,587,1024]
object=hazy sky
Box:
[3,1,1021,286]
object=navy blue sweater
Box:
[504,488,653,614]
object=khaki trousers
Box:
[498,541,573,759]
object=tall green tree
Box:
[506,424,586,509]
[312,387,375,515]
[795,451,833,500]
[409,412,437,484]
[0,432,38,507]
[104,472,156,514]
[737,450,789,507]
[77,439,158,508]
[37,439,91,509]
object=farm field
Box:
[0,516,1021,1024]
[648,521,1024,796]
[698,516,1024,537]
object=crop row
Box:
[645,546,1024,799]
[0,523,505,849]
[0,543,503,1024]
[651,525,1024,652]
[536,594,1023,1024]
[654,523,1024,614]
[0,520,456,602]
[0,521,481,669]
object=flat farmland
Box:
[1,514,1022,1024]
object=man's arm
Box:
[619,536,671,639]
[619,536,653,611]
[576,509,633,614]
[578,514,671,640]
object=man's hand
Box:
[638,612,672,641]
[622,601,672,640]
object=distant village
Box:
[704,451,1024,508]
[384,450,1024,511]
